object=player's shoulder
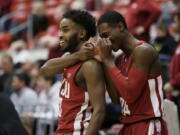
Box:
[134,42,156,54]
[82,59,101,67]
[81,59,102,73]
[132,42,158,60]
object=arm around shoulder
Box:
[40,53,80,76]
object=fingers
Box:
[106,38,112,46]
[83,43,95,57]
[83,42,94,49]
[102,38,112,47]
[96,38,111,47]
[86,50,95,57]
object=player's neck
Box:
[121,33,139,57]
[74,41,86,52]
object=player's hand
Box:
[77,42,95,61]
[93,45,102,62]
[96,38,113,62]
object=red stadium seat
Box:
[0,33,12,50]
[11,3,31,12]
[11,3,31,23]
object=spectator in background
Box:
[164,44,180,120]
[164,12,180,121]
[153,21,177,61]
[0,93,29,135]
[125,0,161,41]
[36,75,61,118]
[8,39,31,64]
[10,71,38,115]
[31,1,49,37]
[0,53,14,95]
[171,11,180,42]
[20,61,40,91]
[158,0,179,24]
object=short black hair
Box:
[63,10,96,40]
[98,10,127,29]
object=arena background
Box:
[0,0,179,135]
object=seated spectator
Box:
[153,21,177,61]
[0,53,14,95]
[10,71,38,115]
[0,93,29,135]
[164,12,180,121]
[35,75,61,118]
[158,0,179,24]
[125,0,161,41]
[8,39,31,64]
[164,43,180,121]
[171,11,180,41]
[31,1,49,37]
[0,0,19,32]
[20,61,40,89]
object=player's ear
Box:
[79,29,86,41]
[117,22,125,32]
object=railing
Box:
[0,10,33,43]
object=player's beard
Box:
[60,33,80,53]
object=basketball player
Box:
[40,10,106,135]
[95,11,168,135]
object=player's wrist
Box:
[72,52,81,61]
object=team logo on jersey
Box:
[60,80,70,98]
[120,97,131,116]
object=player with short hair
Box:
[40,10,106,135]
[96,10,168,135]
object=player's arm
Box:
[103,66,120,104]
[40,45,94,76]
[104,45,157,103]
[82,60,106,135]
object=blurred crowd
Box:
[0,0,180,135]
